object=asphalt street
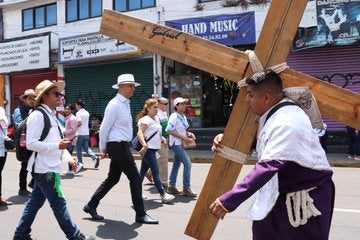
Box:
[1,152,360,240]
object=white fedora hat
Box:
[112,74,141,89]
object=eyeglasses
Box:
[159,102,168,105]
[49,91,63,98]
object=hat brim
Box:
[19,93,36,101]
[34,82,65,108]
[112,82,141,89]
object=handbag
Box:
[132,131,158,151]
[182,137,196,149]
[4,137,15,150]
[1,128,15,150]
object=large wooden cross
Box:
[100,1,360,239]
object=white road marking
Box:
[334,208,360,214]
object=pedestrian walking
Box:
[75,99,99,170]
[83,74,158,224]
[136,98,174,204]
[166,97,197,197]
[210,69,335,240]
[0,106,12,206]
[12,89,36,197]
[13,80,95,240]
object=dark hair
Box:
[245,69,283,94]
[76,99,85,108]
[65,104,75,111]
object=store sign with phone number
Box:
[165,12,255,46]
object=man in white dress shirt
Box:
[83,74,158,224]
[13,80,95,240]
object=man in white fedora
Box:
[84,73,159,224]
[13,80,95,240]
[13,89,36,197]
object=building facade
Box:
[0,0,359,151]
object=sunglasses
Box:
[159,102,168,105]
[49,91,63,98]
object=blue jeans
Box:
[14,172,80,240]
[139,149,165,195]
[76,135,97,164]
[169,144,192,188]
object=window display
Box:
[169,75,202,128]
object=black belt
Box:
[108,141,131,145]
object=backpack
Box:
[14,107,51,162]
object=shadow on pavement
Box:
[94,219,141,240]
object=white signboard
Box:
[58,32,140,64]
[0,35,50,73]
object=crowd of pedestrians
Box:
[0,70,344,240]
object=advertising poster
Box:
[293,0,360,51]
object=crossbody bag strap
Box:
[264,101,297,125]
[146,131,158,142]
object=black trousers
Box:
[88,141,145,216]
[19,160,28,190]
[0,153,7,196]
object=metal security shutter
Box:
[287,43,360,131]
[10,70,57,116]
[64,58,153,122]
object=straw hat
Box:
[34,80,65,107]
[19,89,36,101]
[112,74,140,89]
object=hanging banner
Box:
[0,34,50,73]
[58,32,140,64]
[165,12,255,46]
[293,0,360,51]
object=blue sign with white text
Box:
[165,12,255,46]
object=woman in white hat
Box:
[165,97,197,197]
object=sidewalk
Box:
[89,148,360,168]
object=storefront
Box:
[58,32,154,121]
[164,12,256,128]
[0,33,53,121]
[287,42,360,132]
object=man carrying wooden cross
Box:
[210,69,335,240]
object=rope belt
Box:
[285,187,321,227]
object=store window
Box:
[113,0,155,12]
[167,63,238,128]
[22,3,57,31]
[66,0,102,23]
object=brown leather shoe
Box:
[0,197,13,206]
[182,188,197,197]
[167,186,180,194]
[162,182,169,189]
[145,171,153,183]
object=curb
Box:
[132,153,360,168]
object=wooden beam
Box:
[99,2,360,238]
[100,10,249,82]
[185,1,310,239]
[100,8,360,130]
